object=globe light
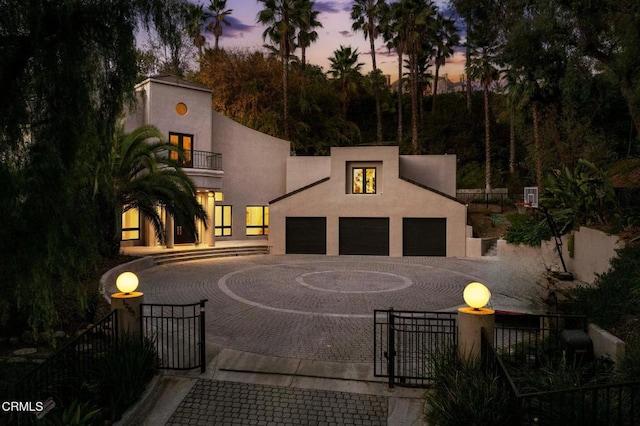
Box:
[116,271,139,294]
[463,282,491,310]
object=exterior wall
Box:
[287,156,331,192]
[399,155,457,197]
[270,146,467,257]
[211,110,290,240]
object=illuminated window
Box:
[352,167,376,194]
[246,206,269,236]
[176,102,188,116]
[215,205,232,236]
[122,208,140,240]
[169,132,193,167]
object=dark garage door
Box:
[339,218,389,256]
[286,217,326,254]
[403,218,447,256]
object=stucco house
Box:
[123,75,468,257]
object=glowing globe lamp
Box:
[116,272,139,294]
[463,282,491,310]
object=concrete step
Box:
[151,246,269,265]
[484,240,498,256]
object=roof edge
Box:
[399,177,465,205]
[135,75,212,93]
[270,177,330,204]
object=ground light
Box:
[458,281,495,362]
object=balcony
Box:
[173,150,223,171]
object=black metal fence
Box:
[483,318,640,425]
[140,300,207,373]
[11,310,118,402]
[374,309,457,388]
[457,190,513,213]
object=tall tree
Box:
[206,0,233,51]
[351,0,386,142]
[296,0,322,70]
[431,13,459,112]
[0,0,189,333]
[328,46,365,119]
[381,1,407,144]
[184,3,211,61]
[257,0,308,144]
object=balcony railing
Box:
[171,150,222,171]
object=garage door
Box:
[403,218,447,256]
[286,217,326,254]
[339,218,389,256]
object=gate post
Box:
[388,308,395,389]
[199,299,208,373]
[457,282,495,363]
[111,272,144,337]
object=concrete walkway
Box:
[115,251,544,425]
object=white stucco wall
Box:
[211,110,290,240]
[286,156,331,192]
[270,146,467,257]
[399,155,457,197]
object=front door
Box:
[174,217,196,244]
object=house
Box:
[269,146,467,257]
[123,76,468,257]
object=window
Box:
[352,167,376,194]
[175,102,188,116]
[246,206,269,236]
[169,132,193,167]
[215,205,232,237]
[122,208,140,240]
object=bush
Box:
[424,349,516,426]
[503,213,552,246]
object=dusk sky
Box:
[191,0,466,83]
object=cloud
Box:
[221,16,256,39]
[339,30,353,38]
[315,1,345,14]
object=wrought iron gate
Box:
[141,300,207,372]
[374,309,457,388]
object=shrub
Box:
[504,213,552,246]
[424,349,516,426]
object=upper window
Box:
[352,167,376,194]
[169,132,193,167]
[175,102,188,116]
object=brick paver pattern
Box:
[166,379,387,426]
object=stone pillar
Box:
[165,213,174,248]
[111,292,144,336]
[457,307,495,362]
[207,192,216,247]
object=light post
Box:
[457,282,495,362]
[111,271,144,336]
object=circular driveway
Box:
[137,255,540,362]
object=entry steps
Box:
[484,239,498,256]
[151,245,269,265]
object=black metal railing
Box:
[456,190,513,213]
[483,318,640,425]
[374,308,457,388]
[170,150,222,170]
[11,310,118,402]
[140,299,207,373]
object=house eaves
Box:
[135,75,212,94]
[270,177,330,204]
[400,177,466,205]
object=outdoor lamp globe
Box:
[116,271,139,294]
[463,282,491,310]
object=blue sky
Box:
[192,0,465,82]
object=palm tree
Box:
[328,46,364,119]
[469,43,500,192]
[184,3,211,61]
[351,0,386,142]
[297,0,322,71]
[206,0,233,51]
[99,125,207,256]
[431,13,459,112]
[257,0,307,144]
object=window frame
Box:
[169,132,194,168]
[246,205,269,236]
[121,208,140,241]
[352,167,377,194]
[215,205,232,237]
